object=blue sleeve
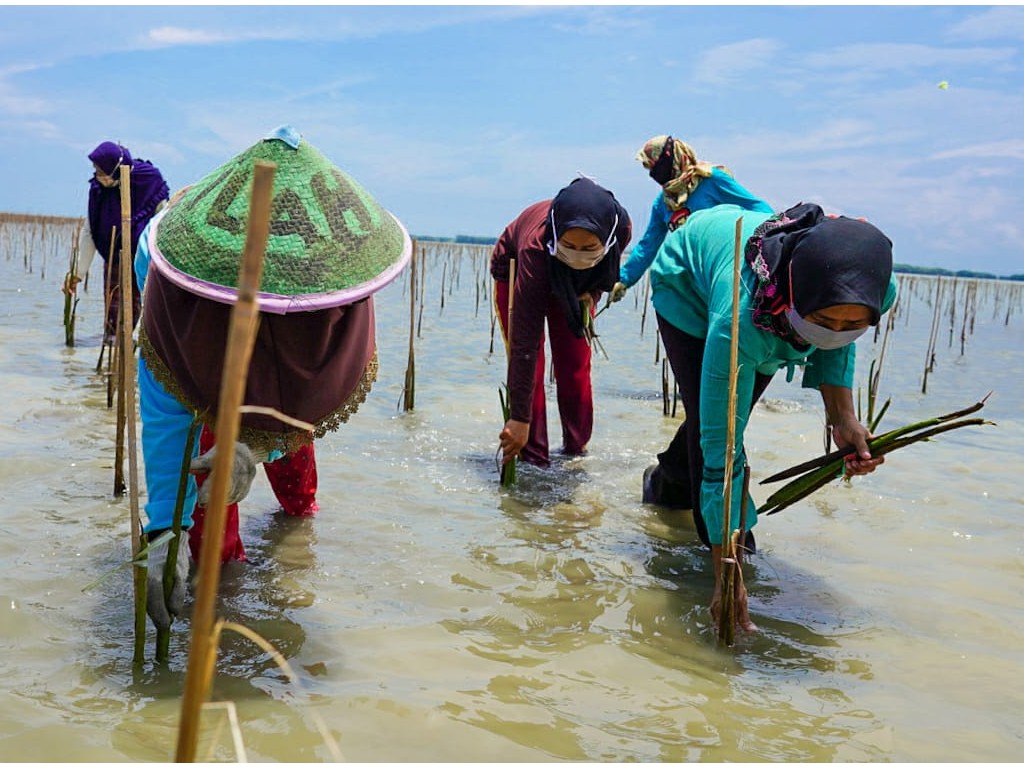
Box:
[134,214,160,291]
[690,168,773,214]
[139,356,200,533]
[135,211,200,533]
[619,195,669,287]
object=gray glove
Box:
[145,531,190,631]
[190,442,267,507]
[610,281,628,303]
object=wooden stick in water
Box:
[403,240,417,412]
[717,216,743,647]
[114,165,146,665]
[155,416,202,664]
[500,258,517,486]
[97,226,117,372]
[176,160,276,763]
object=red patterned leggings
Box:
[189,425,319,563]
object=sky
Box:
[1,3,1022,276]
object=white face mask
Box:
[547,209,618,270]
[554,244,606,270]
[785,307,869,350]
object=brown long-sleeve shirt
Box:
[490,200,631,423]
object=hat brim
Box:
[147,209,412,315]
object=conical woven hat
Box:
[149,126,410,312]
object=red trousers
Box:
[189,426,319,563]
[495,280,593,467]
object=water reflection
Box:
[67,505,331,760]
[434,451,895,760]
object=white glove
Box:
[145,531,190,631]
[610,281,628,303]
[190,442,267,507]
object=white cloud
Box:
[551,7,647,37]
[146,26,233,47]
[947,7,1024,41]
[802,42,1015,75]
[284,76,377,103]
[0,80,49,117]
[931,139,1024,162]
[692,38,783,86]
[701,119,883,164]
[9,119,61,140]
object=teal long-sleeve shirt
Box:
[619,167,772,289]
[650,205,898,544]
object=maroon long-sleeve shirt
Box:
[490,200,631,423]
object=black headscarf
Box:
[745,202,892,343]
[545,177,631,337]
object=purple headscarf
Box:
[88,141,132,176]
[87,141,169,266]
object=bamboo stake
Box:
[114,165,146,664]
[403,240,417,412]
[416,243,426,339]
[867,299,898,428]
[155,416,202,663]
[98,226,117,404]
[639,272,650,337]
[922,277,944,393]
[63,219,82,347]
[103,226,117,341]
[500,258,517,487]
[113,192,130,496]
[946,278,958,349]
[440,259,447,311]
[661,358,670,416]
[176,160,276,763]
[717,216,743,647]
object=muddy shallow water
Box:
[1,243,1022,762]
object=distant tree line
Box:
[415,234,498,246]
[413,237,1022,282]
[894,263,1024,282]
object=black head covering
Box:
[745,203,892,342]
[790,217,893,324]
[546,177,631,337]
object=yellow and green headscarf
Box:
[635,135,714,212]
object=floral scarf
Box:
[635,135,714,212]
[745,202,893,348]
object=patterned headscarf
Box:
[745,202,893,347]
[635,135,714,212]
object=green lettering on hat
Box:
[156,135,405,297]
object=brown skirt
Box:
[140,265,377,456]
